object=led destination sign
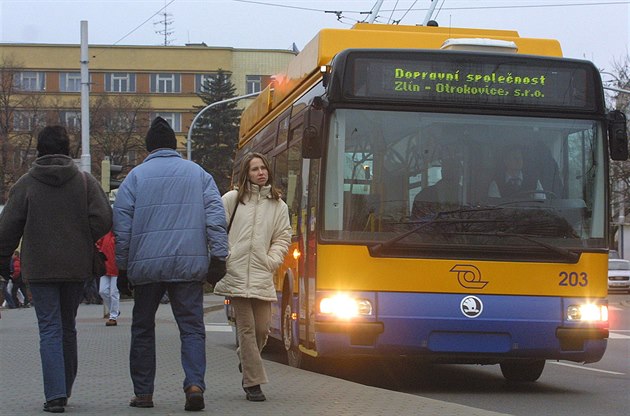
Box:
[347,54,594,110]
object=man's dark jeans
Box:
[130,281,206,395]
[29,282,83,401]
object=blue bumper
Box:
[314,292,607,363]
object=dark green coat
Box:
[0,155,112,283]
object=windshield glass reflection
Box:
[322,109,606,251]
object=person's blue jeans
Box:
[29,282,84,402]
[130,281,206,395]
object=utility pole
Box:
[80,21,90,173]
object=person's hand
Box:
[207,257,227,285]
[117,269,133,297]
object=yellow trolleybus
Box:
[229,23,628,382]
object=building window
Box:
[105,73,136,92]
[59,72,82,92]
[246,75,262,94]
[13,111,46,131]
[150,73,181,93]
[151,112,181,132]
[195,74,215,93]
[61,111,81,130]
[15,71,46,91]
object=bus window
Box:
[277,115,289,147]
[274,148,288,201]
[287,141,303,234]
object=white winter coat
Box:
[213,184,292,301]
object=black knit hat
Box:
[37,125,70,157]
[145,116,177,152]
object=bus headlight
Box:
[319,294,373,318]
[566,303,608,322]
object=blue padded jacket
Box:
[113,149,228,286]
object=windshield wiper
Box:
[369,206,505,256]
[447,231,579,262]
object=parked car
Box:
[609,250,620,259]
[608,259,630,293]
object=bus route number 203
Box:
[558,271,588,287]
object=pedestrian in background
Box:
[2,260,17,309]
[113,116,229,412]
[10,250,31,308]
[0,273,7,314]
[96,231,119,326]
[213,152,292,402]
[81,273,101,305]
[0,125,112,413]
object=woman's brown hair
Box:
[235,152,281,203]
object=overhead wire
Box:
[382,0,630,13]
[93,0,176,58]
[387,0,400,24]
[394,0,419,24]
[433,0,446,21]
[232,1,630,26]
[111,0,176,46]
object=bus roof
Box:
[239,23,563,145]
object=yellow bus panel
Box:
[239,23,562,145]
[316,244,607,297]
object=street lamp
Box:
[187,91,261,161]
[600,71,630,95]
[601,70,630,258]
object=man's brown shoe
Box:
[105,319,117,326]
[184,386,205,411]
[129,395,154,408]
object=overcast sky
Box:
[0,1,629,73]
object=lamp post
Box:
[187,91,261,161]
[601,70,630,258]
[600,71,630,95]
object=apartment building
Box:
[0,42,296,152]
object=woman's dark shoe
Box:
[244,385,266,402]
[43,398,65,413]
[184,385,205,411]
[129,394,154,408]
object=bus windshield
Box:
[322,109,606,254]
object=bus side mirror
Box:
[302,97,326,159]
[608,110,628,161]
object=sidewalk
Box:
[0,294,509,416]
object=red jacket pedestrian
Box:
[97,231,118,277]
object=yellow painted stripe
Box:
[317,244,607,297]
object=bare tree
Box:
[605,55,630,224]
[89,94,149,176]
[0,57,43,203]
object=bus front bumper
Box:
[315,321,384,346]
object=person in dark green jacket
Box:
[0,125,112,413]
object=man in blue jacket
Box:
[113,117,229,412]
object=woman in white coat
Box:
[213,152,291,402]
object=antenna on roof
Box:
[154,11,174,45]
